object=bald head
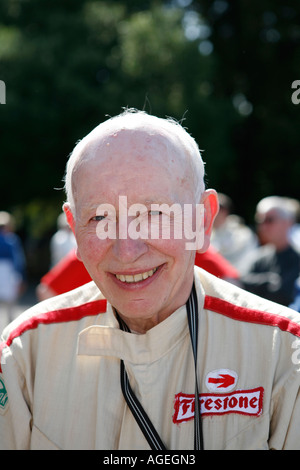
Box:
[64,109,205,214]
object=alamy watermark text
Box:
[291,80,300,105]
[0,80,6,104]
[94,196,205,250]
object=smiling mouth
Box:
[115,267,158,284]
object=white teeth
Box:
[116,268,157,283]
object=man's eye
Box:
[149,210,162,216]
[91,215,106,222]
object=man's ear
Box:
[197,189,219,253]
[63,203,83,262]
[63,203,75,234]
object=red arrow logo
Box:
[208,374,235,389]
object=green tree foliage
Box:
[190,0,300,217]
[0,0,299,245]
[0,0,238,235]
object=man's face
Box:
[68,128,201,332]
[256,209,291,247]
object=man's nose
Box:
[111,236,148,264]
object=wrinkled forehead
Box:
[66,113,204,211]
[71,128,197,215]
[78,125,188,168]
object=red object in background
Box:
[195,246,239,280]
[40,249,92,295]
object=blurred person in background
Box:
[288,198,300,254]
[50,212,76,267]
[241,196,300,306]
[290,275,300,312]
[0,211,26,323]
[210,193,257,272]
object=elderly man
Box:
[1,110,300,450]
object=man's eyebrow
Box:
[79,198,181,213]
[143,197,178,205]
[78,203,108,216]
[80,204,102,211]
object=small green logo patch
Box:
[0,377,8,409]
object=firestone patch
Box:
[173,387,264,423]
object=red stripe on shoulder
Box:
[0,299,106,372]
[4,298,107,349]
[204,295,300,337]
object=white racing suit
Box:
[1,266,300,450]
